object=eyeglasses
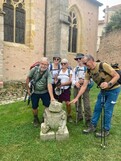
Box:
[41,63,48,66]
[75,58,81,61]
[61,63,67,65]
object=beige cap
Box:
[61,58,68,63]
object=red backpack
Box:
[29,61,40,70]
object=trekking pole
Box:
[75,88,79,124]
[101,89,106,148]
[24,90,28,102]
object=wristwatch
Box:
[108,82,113,87]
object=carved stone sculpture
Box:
[40,101,69,140]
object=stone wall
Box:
[97,30,121,67]
[0,81,26,104]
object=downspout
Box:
[44,0,47,56]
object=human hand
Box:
[100,82,108,89]
[51,97,55,102]
[69,98,78,104]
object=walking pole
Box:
[75,88,79,124]
[101,89,106,148]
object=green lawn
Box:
[0,86,121,161]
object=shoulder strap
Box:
[99,62,104,72]
[84,66,87,72]
[34,67,47,83]
[68,68,71,76]
[58,64,61,70]
[75,66,79,76]
[50,63,53,71]
[50,63,61,71]
[99,62,111,76]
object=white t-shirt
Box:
[48,63,61,84]
[72,66,86,85]
[58,68,72,90]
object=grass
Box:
[0,86,121,161]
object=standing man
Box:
[26,57,55,127]
[72,53,92,126]
[70,54,120,137]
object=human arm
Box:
[69,79,89,104]
[47,83,55,101]
[26,77,31,95]
[100,63,120,89]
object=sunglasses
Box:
[53,58,60,61]
[75,58,82,61]
[83,60,89,65]
[61,63,67,65]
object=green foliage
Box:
[105,9,121,33]
[0,86,121,161]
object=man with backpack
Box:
[72,53,93,126]
[26,57,55,127]
[70,54,121,137]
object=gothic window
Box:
[3,0,25,44]
[68,11,78,52]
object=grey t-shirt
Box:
[28,66,52,94]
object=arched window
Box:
[68,11,78,52]
[3,0,25,44]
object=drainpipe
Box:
[44,0,47,56]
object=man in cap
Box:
[72,53,92,126]
[70,54,120,137]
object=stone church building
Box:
[0,0,102,82]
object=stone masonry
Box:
[46,0,69,60]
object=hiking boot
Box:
[83,124,96,134]
[85,120,91,127]
[33,116,40,127]
[67,115,73,123]
[95,130,110,138]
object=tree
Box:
[105,9,121,34]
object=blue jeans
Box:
[91,87,121,131]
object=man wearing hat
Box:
[72,53,92,126]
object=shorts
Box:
[58,88,71,102]
[31,92,50,109]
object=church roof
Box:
[89,0,103,6]
[108,4,121,11]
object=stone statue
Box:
[40,101,69,140]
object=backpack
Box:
[29,61,40,70]
[49,63,61,71]
[99,62,121,84]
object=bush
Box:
[105,9,121,33]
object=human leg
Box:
[31,93,40,127]
[40,92,51,122]
[83,88,91,125]
[74,87,83,121]
[83,92,102,133]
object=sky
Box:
[98,0,121,20]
